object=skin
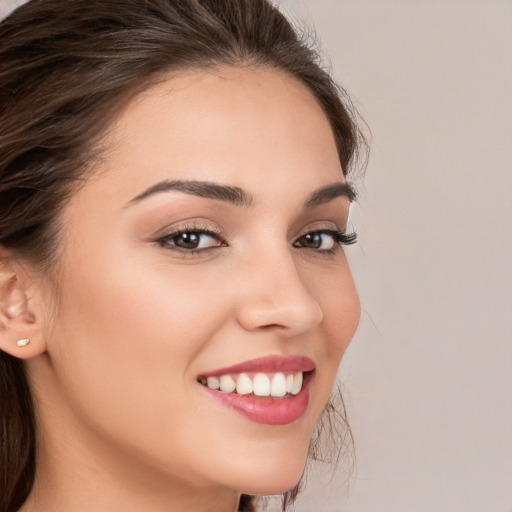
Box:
[3,67,360,512]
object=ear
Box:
[0,252,47,360]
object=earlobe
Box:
[0,256,46,360]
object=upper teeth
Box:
[203,372,304,397]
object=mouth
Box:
[197,356,315,425]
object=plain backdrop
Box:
[1,1,511,511]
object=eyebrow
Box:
[304,182,356,209]
[127,179,356,208]
[128,180,253,207]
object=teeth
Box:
[286,374,294,393]
[253,373,271,396]
[203,371,305,398]
[219,375,236,393]
[206,376,220,390]
[291,372,303,395]
[271,373,287,397]
[236,373,253,395]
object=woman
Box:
[0,1,366,511]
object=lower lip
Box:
[201,372,313,426]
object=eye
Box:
[156,228,226,251]
[293,229,357,251]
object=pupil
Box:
[304,233,321,248]
[176,232,199,249]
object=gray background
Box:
[1,1,511,511]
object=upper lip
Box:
[199,355,316,378]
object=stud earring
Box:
[16,338,30,347]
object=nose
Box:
[235,248,324,336]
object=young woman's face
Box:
[32,67,360,500]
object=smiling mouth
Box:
[198,371,309,398]
[197,355,315,425]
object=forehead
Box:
[97,66,343,192]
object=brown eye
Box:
[297,233,322,249]
[173,232,201,249]
[293,231,336,251]
[158,230,224,251]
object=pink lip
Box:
[198,355,315,426]
[199,355,315,378]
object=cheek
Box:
[48,247,231,440]
[326,280,360,358]
[312,259,360,360]
[297,258,360,424]
[53,252,230,386]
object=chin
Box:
[225,445,309,497]
[238,472,304,497]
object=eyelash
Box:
[155,226,358,255]
[293,229,358,251]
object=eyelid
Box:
[152,220,225,239]
[294,221,343,239]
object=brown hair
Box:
[0,1,366,511]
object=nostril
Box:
[260,323,285,330]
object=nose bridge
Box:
[235,242,323,335]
